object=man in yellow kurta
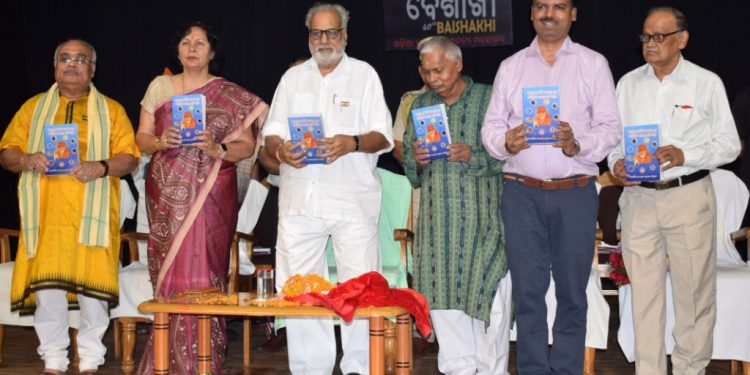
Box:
[0,39,139,374]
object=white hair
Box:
[305,3,349,29]
[53,38,97,64]
[417,36,462,62]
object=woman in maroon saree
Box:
[135,22,268,374]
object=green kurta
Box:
[404,77,506,324]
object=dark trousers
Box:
[501,179,597,375]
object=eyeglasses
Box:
[639,29,684,43]
[309,28,343,40]
[56,53,93,66]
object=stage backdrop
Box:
[1,0,749,230]
[383,0,513,50]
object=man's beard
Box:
[310,42,345,67]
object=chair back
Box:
[120,232,149,264]
[324,168,412,287]
[710,169,749,266]
[0,228,20,264]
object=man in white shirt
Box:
[261,3,393,374]
[608,7,740,375]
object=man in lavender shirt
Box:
[481,0,621,373]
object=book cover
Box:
[288,115,326,164]
[43,124,79,175]
[624,124,660,182]
[523,86,560,144]
[171,94,206,145]
[411,104,451,160]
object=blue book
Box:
[43,123,79,175]
[624,124,660,182]
[171,94,206,145]
[288,115,326,164]
[411,104,451,160]
[523,86,560,144]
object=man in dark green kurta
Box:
[403,36,512,375]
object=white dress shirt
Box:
[262,54,393,223]
[608,56,740,179]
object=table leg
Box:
[243,317,251,368]
[153,312,169,375]
[121,318,137,373]
[369,316,385,375]
[198,315,212,374]
[396,314,411,374]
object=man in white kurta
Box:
[261,3,392,374]
[608,7,740,375]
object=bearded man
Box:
[261,3,393,374]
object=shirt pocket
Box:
[292,93,315,114]
[670,105,704,133]
[331,97,358,130]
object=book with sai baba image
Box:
[523,86,560,144]
[172,93,206,145]
[624,123,660,182]
[43,123,79,175]
[288,115,326,164]
[411,103,451,160]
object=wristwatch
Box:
[565,139,581,157]
[98,160,109,178]
[218,143,228,159]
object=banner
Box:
[383,0,513,50]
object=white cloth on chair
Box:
[236,179,268,275]
[618,169,750,363]
[110,173,152,321]
[713,169,749,266]
[510,263,610,349]
[109,260,153,320]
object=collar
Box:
[304,53,352,78]
[525,36,576,59]
[645,54,687,83]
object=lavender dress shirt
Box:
[482,37,621,180]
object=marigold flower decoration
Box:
[608,246,630,287]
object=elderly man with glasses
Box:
[0,38,139,374]
[261,3,392,374]
[608,7,740,375]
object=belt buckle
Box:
[653,180,671,190]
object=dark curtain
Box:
[1,0,749,229]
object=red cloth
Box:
[285,271,432,337]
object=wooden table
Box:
[139,297,412,375]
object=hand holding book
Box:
[72,160,107,183]
[553,121,579,156]
[155,127,181,151]
[611,159,641,186]
[276,140,308,169]
[193,129,223,158]
[412,139,433,168]
[447,143,471,162]
[318,134,355,164]
[504,123,532,155]
[653,145,685,171]
[22,152,51,173]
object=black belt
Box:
[639,169,709,190]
